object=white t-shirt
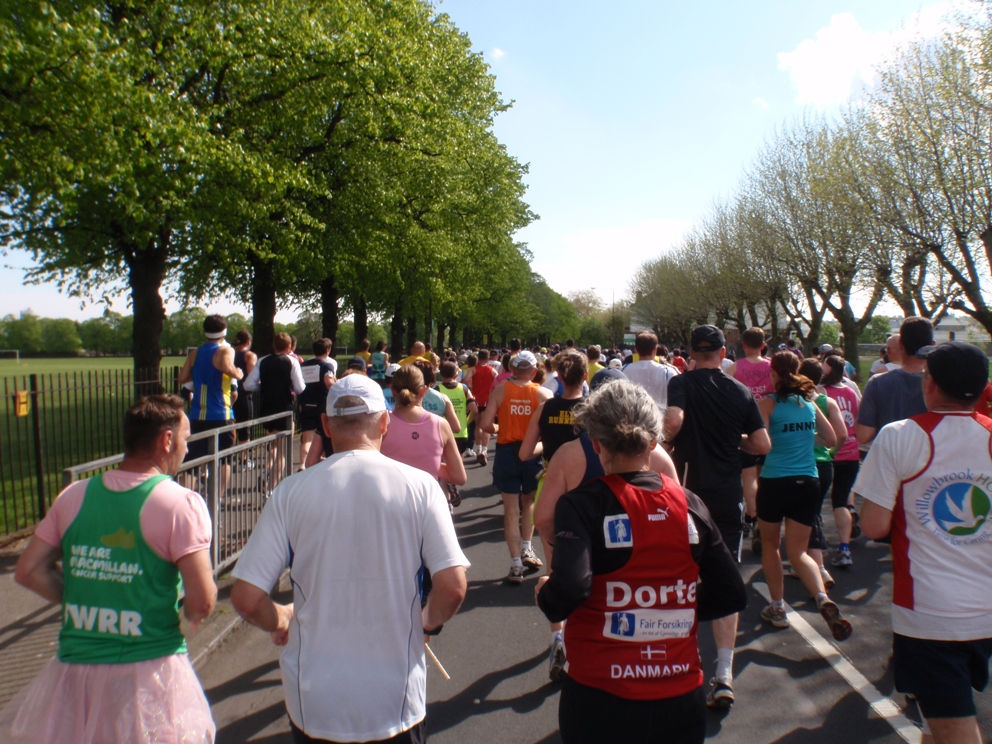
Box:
[233,449,469,741]
[622,360,677,409]
[720,358,734,372]
[854,414,992,640]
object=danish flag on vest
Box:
[893,412,992,621]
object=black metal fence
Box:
[0,366,182,537]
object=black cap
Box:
[590,368,625,391]
[916,341,989,400]
[346,356,367,371]
[691,324,725,352]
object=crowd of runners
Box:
[3,312,992,744]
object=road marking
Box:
[754,583,921,744]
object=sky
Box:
[2,0,963,322]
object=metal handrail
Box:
[61,411,295,578]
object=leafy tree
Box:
[861,316,892,344]
[3,312,44,354]
[41,318,83,355]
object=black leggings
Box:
[558,676,706,744]
[831,460,860,510]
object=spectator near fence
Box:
[2,395,217,743]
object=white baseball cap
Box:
[326,374,387,417]
[511,350,538,369]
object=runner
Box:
[728,327,773,540]
[586,345,605,380]
[369,340,390,387]
[296,338,337,469]
[232,329,257,444]
[857,341,992,744]
[479,351,552,583]
[471,350,498,466]
[624,331,676,410]
[436,360,478,504]
[822,355,862,569]
[4,395,216,743]
[756,352,851,642]
[664,325,771,709]
[414,360,460,434]
[536,380,747,744]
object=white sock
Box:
[552,630,563,643]
[511,557,523,568]
[716,649,734,684]
[521,540,532,552]
[815,592,829,608]
[772,598,786,611]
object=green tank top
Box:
[59,473,188,664]
[437,382,469,439]
[813,394,834,463]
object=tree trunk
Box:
[406,314,417,352]
[320,275,339,350]
[251,260,278,358]
[448,320,458,351]
[436,323,447,351]
[425,297,434,347]
[353,293,368,347]
[391,299,405,359]
[128,238,169,394]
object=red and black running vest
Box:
[564,473,702,700]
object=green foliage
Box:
[2,312,44,354]
[40,318,83,355]
[818,323,840,345]
[861,316,892,344]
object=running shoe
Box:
[819,565,836,590]
[521,547,543,568]
[849,508,862,539]
[831,550,853,568]
[477,450,488,466]
[818,599,852,641]
[446,482,462,508]
[548,635,566,682]
[784,563,800,579]
[760,603,790,629]
[751,526,762,556]
[505,565,525,584]
[706,678,735,709]
[462,447,476,459]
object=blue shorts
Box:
[493,442,542,495]
[893,633,992,719]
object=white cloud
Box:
[491,47,506,60]
[778,3,961,108]
[533,218,692,306]
[752,96,770,110]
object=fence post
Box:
[29,373,47,519]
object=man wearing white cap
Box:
[480,350,553,583]
[231,374,469,744]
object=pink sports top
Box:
[734,357,773,401]
[380,410,444,477]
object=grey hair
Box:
[326,395,385,436]
[574,379,664,456]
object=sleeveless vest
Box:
[733,357,773,401]
[564,474,702,700]
[437,382,469,439]
[191,342,233,421]
[497,381,540,444]
[59,474,187,663]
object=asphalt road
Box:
[198,448,992,744]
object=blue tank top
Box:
[762,394,818,478]
[370,351,387,380]
[190,342,233,421]
[580,432,606,484]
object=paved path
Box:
[4,446,991,742]
[196,449,992,743]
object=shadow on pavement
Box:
[204,659,282,705]
[216,700,291,744]
[457,574,546,615]
[426,650,554,734]
[768,690,910,743]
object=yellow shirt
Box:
[587,362,605,380]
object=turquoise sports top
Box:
[762,394,818,479]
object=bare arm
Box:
[813,403,837,449]
[244,351,257,376]
[438,421,467,486]
[176,549,217,632]
[741,427,772,455]
[825,397,848,448]
[534,442,580,552]
[664,406,685,443]
[443,396,460,434]
[421,565,468,634]
[856,423,877,446]
[214,345,242,380]
[518,400,546,462]
[479,385,503,434]
[648,443,678,479]
[860,498,892,541]
[14,537,63,605]
[231,579,295,646]
[178,348,197,385]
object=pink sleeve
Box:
[33,481,89,546]
[139,482,213,563]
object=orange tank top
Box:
[497,380,540,444]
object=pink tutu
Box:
[0,654,215,743]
